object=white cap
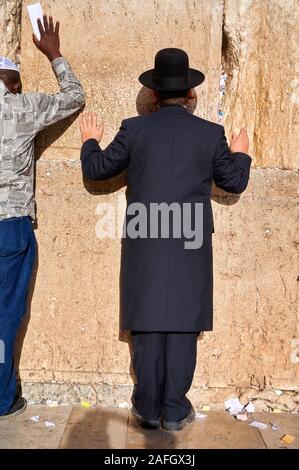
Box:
[0,57,20,73]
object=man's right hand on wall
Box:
[80,112,104,144]
[32,15,62,62]
[230,128,249,154]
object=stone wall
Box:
[2,0,298,411]
[0,0,22,62]
[222,0,298,169]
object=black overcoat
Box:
[81,105,251,332]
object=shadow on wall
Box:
[34,110,82,161]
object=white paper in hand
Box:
[27,3,44,41]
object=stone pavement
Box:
[0,406,298,449]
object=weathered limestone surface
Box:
[0,0,22,62]
[18,163,298,410]
[2,0,297,409]
[21,0,223,154]
[222,0,299,169]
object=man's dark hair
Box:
[156,89,190,106]
[156,89,189,100]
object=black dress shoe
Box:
[162,406,195,431]
[131,406,161,429]
[0,397,27,420]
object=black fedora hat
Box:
[139,48,205,91]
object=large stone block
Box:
[21,0,223,156]
[18,163,298,406]
[222,0,299,169]
[0,0,22,62]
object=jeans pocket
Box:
[0,217,29,256]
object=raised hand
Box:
[80,112,104,143]
[32,15,61,62]
[230,128,249,154]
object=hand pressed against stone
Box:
[230,128,249,154]
[80,112,104,143]
[32,15,61,62]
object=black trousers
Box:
[131,331,198,422]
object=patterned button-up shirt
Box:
[0,57,85,220]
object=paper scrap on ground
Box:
[270,423,279,431]
[274,389,283,396]
[46,399,58,407]
[27,3,44,41]
[195,413,207,419]
[272,408,282,413]
[30,415,40,423]
[236,413,248,421]
[280,434,295,444]
[244,402,255,413]
[202,405,210,411]
[118,402,131,409]
[80,401,92,408]
[249,421,267,430]
[45,421,56,428]
[224,397,244,415]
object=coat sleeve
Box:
[213,126,252,194]
[80,120,129,180]
[26,57,85,133]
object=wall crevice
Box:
[0,0,22,62]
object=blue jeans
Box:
[0,216,36,415]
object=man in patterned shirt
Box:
[0,15,85,419]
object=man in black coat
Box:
[80,48,251,431]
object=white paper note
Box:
[224,397,244,415]
[27,3,44,41]
[46,399,58,407]
[118,401,131,409]
[249,421,268,430]
[45,421,56,428]
[236,413,248,421]
[30,415,40,423]
[244,402,255,413]
[270,423,279,431]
